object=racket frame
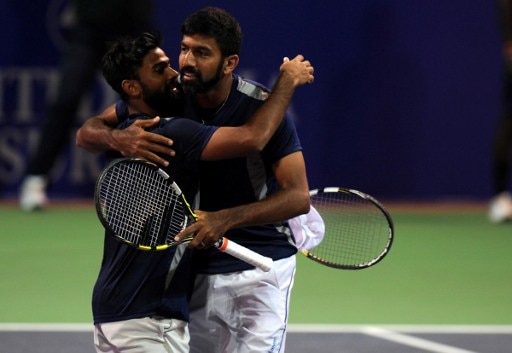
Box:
[95,158,274,272]
[301,187,394,270]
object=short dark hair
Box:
[181,7,243,57]
[102,32,162,99]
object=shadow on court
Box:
[1,326,512,353]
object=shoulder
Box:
[154,117,218,140]
[234,75,270,102]
[115,100,129,123]
[157,117,202,131]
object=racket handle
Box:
[217,238,273,272]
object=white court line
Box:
[2,323,512,334]
[287,324,512,334]
[362,326,480,353]
[0,323,92,331]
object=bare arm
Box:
[201,54,314,160]
[177,151,310,247]
[76,105,176,166]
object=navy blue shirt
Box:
[184,75,302,274]
[92,103,217,324]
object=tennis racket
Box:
[300,187,394,270]
[95,158,273,272]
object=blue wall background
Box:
[0,0,504,201]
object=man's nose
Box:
[182,51,196,66]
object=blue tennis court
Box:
[1,324,512,353]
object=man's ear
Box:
[121,79,141,97]
[223,55,239,74]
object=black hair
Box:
[181,7,243,57]
[102,32,162,100]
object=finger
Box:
[283,56,290,63]
[143,152,170,167]
[133,117,158,129]
[174,231,185,242]
[188,235,205,248]
[175,224,197,241]
[141,137,176,157]
[145,131,174,147]
[133,118,174,147]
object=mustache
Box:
[179,67,201,80]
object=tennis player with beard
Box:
[78,29,314,353]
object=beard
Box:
[141,80,185,117]
[179,61,224,95]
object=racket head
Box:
[302,187,394,270]
[95,158,195,251]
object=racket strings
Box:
[310,192,391,267]
[98,162,187,247]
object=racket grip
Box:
[217,238,273,272]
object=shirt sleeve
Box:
[152,118,218,163]
[262,115,303,164]
[115,100,130,124]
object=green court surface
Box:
[1,202,511,325]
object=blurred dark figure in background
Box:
[490,0,512,222]
[19,0,154,211]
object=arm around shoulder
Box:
[76,105,119,153]
[76,105,176,166]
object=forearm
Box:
[76,111,174,165]
[207,74,297,158]
[242,72,297,143]
[76,116,118,153]
[242,55,314,149]
[182,188,309,248]
[208,151,310,232]
[217,187,310,230]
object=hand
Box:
[175,210,228,248]
[111,117,175,167]
[280,54,315,87]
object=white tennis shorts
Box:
[189,255,296,353]
[94,316,189,353]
